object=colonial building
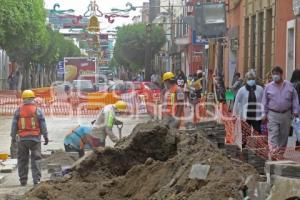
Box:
[224,0,300,86]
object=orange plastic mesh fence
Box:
[220,103,300,162]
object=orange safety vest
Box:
[17,104,41,137]
[163,85,179,116]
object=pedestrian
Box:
[175,69,187,88]
[91,101,127,146]
[265,71,273,85]
[231,72,244,96]
[290,69,300,149]
[136,73,143,82]
[233,72,264,146]
[192,71,204,100]
[162,72,184,128]
[151,71,160,86]
[7,72,14,90]
[64,121,100,158]
[11,90,48,186]
[262,66,299,159]
[185,74,193,102]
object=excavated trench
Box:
[23,122,259,200]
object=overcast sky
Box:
[44,0,144,31]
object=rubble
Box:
[22,122,259,200]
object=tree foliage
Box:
[0,0,81,88]
[113,23,166,70]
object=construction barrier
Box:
[137,95,147,114]
[0,90,150,117]
[219,103,300,162]
[32,87,54,103]
[87,92,119,110]
[120,92,138,114]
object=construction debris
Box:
[22,122,259,200]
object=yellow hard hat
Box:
[21,90,35,99]
[162,72,175,82]
[115,101,127,111]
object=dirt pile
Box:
[41,150,77,169]
[23,122,259,200]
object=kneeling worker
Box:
[64,121,100,158]
[91,101,127,146]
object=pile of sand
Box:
[23,122,258,200]
[41,150,77,169]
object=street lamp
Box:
[144,24,152,81]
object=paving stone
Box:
[265,161,300,179]
[2,159,17,165]
[0,166,14,173]
[225,144,241,159]
[254,182,271,200]
[197,121,217,128]
[47,163,62,174]
[188,164,210,180]
[267,175,300,199]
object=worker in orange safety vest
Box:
[11,90,48,186]
[162,72,184,128]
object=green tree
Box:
[39,28,81,86]
[0,0,48,88]
[113,23,166,71]
[0,0,81,88]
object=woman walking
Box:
[233,72,264,146]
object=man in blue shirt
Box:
[64,121,100,158]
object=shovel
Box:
[117,123,123,139]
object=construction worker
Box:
[192,71,204,100]
[11,90,48,186]
[91,101,127,146]
[64,121,100,158]
[162,72,184,128]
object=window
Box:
[265,8,273,76]
[250,15,256,69]
[244,17,249,71]
[257,12,264,78]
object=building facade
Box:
[223,0,300,86]
[141,2,150,23]
[149,0,160,22]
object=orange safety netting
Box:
[220,103,300,162]
[0,90,149,117]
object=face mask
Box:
[247,80,256,86]
[272,75,281,82]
